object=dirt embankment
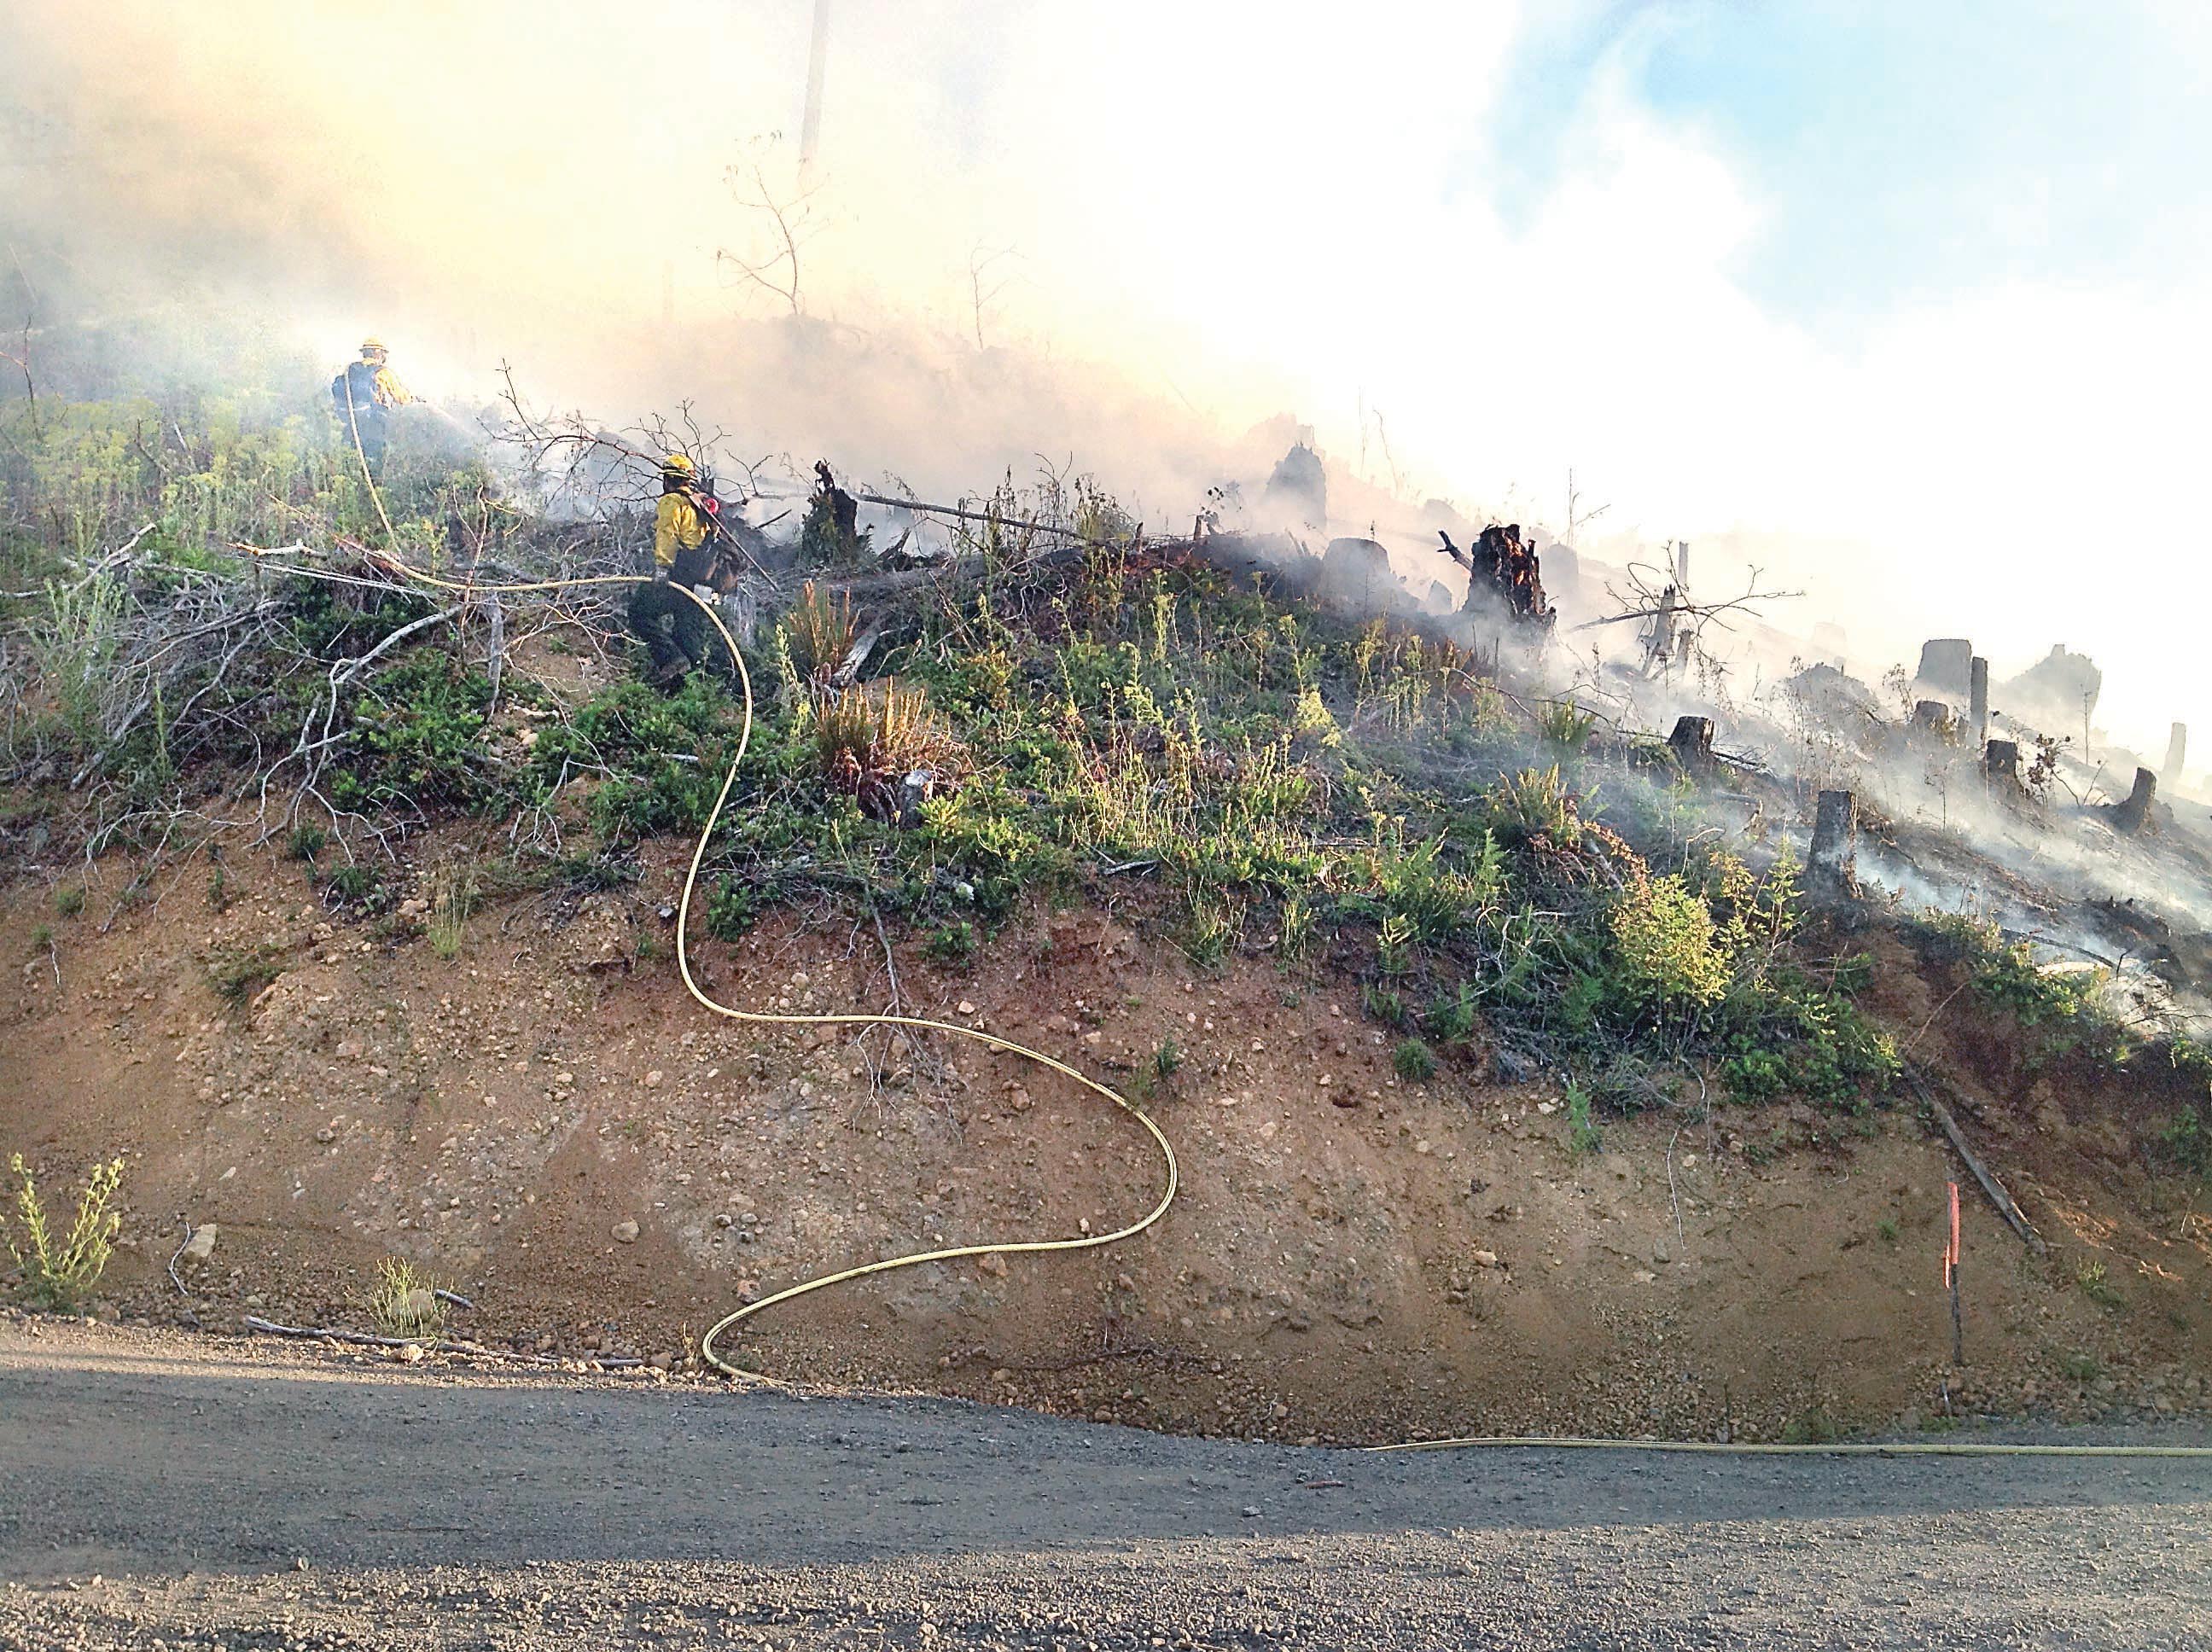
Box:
[3,836,2208,1444]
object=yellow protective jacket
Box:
[369,364,413,409]
[654,491,711,572]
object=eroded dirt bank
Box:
[3,836,2208,1444]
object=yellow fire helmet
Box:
[359,336,387,358]
[661,452,698,479]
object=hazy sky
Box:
[3,1,2205,753]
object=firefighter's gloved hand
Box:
[690,585,718,607]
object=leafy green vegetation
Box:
[2074,1256,2128,1310]
[2158,1038,2212,1175]
[364,1255,450,1341]
[207,941,285,1003]
[5,378,1914,1131]
[1913,913,2133,1070]
[1392,1038,1438,1082]
[3,1154,125,1312]
[1564,1081,1603,1156]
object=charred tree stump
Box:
[896,767,936,829]
[1969,655,1990,747]
[2112,765,2157,834]
[1912,700,1958,742]
[1918,638,1974,696]
[1668,714,1714,774]
[1807,788,1858,896]
[1984,739,2022,795]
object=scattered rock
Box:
[394,1287,437,1324]
[612,1220,641,1244]
[976,1252,1007,1277]
[182,1224,218,1261]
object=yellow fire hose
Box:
[326,430,2212,1461]
[335,438,1175,1385]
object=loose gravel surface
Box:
[3,1321,2209,1649]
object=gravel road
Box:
[3,1319,2208,1649]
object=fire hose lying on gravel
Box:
[329,433,2212,1462]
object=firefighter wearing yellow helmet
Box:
[627,452,733,687]
[329,337,416,480]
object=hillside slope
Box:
[5,832,2206,1444]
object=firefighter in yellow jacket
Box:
[329,338,414,479]
[627,454,731,686]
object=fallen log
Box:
[1907,1074,2048,1255]
[241,1315,644,1368]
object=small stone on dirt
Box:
[612,1220,641,1243]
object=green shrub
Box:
[527,675,740,844]
[1714,966,1899,1105]
[1912,913,2134,1072]
[1538,699,1598,749]
[1393,1038,1438,1082]
[286,824,328,863]
[364,1256,449,1341]
[706,875,768,941]
[3,1155,125,1311]
[1564,1081,1602,1155]
[1426,982,1478,1044]
[207,942,284,1003]
[53,886,85,918]
[331,651,495,817]
[1179,889,1242,966]
[323,864,383,908]
[1610,873,1731,1012]
[926,921,979,964]
[1362,984,1409,1028]
[1486,765,1585,852]
[426,867,476,960]
[2075,1257,2126,1310]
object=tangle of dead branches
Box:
[716,139,824,318]
[1579,558,1801,683]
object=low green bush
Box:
[3,1155,125,1312]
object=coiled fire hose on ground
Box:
[335,436,1176,1385]
[328,431,2212,1460]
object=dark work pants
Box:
[626,579,726,678]
[343,407,390,479]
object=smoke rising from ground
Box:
[3,2,2207,757]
